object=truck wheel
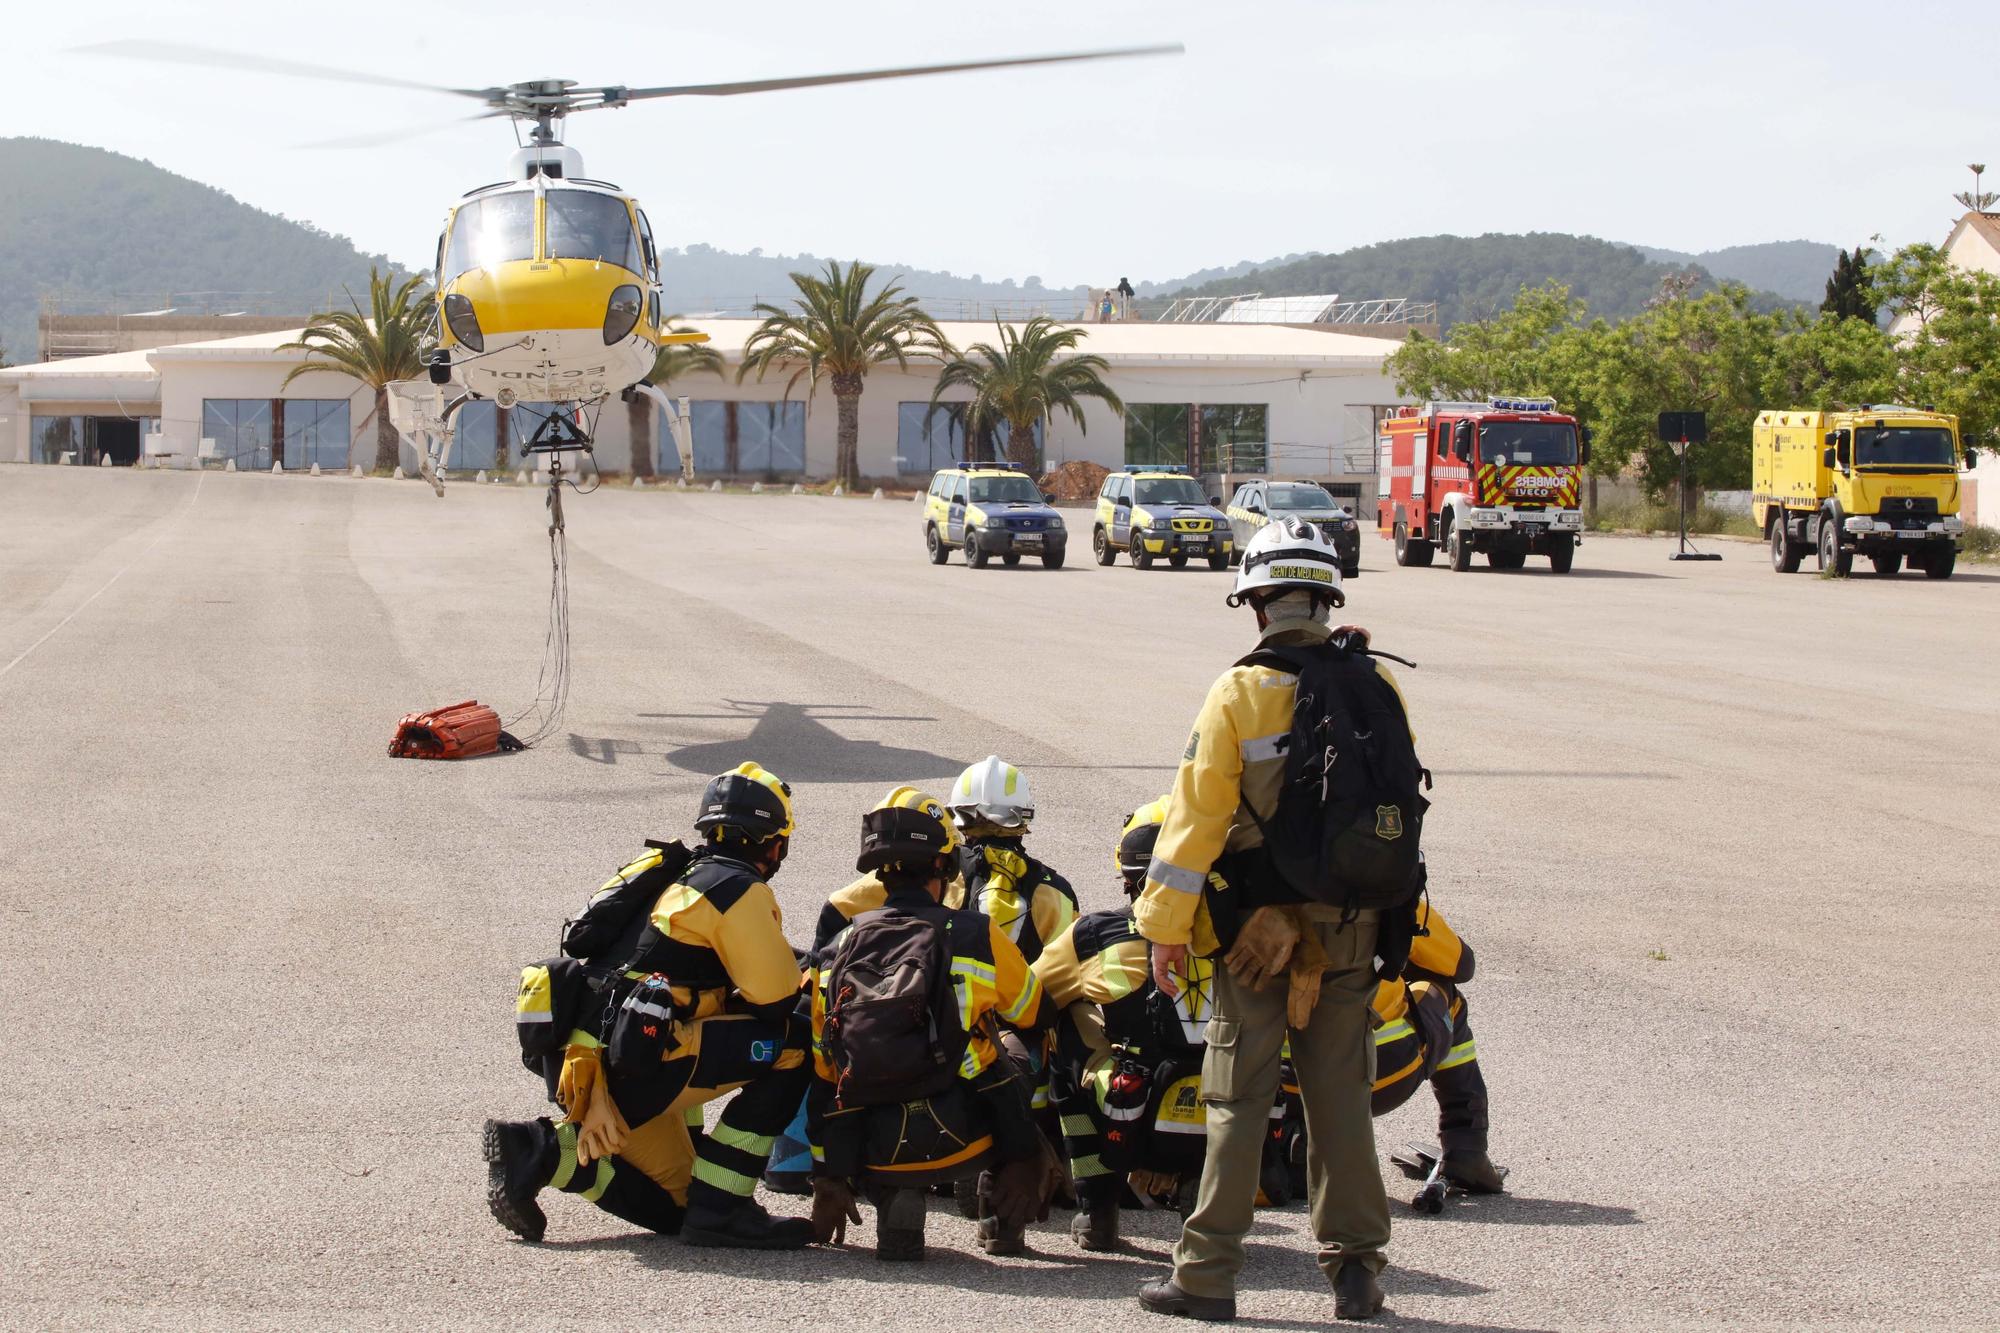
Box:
[1769,518,1801,573]
[1548,540,1575,574]
[1133,539,1154,569]
[1870,552,1902,578]
[926,524,948,565]
[1924,548,1957,580]
[1093,527,1114,565]
[1394,523,1434,568]
[1818,516,1852,577]
[1209,551,1231,571]
[967,534,990,569]
[1445,518,1472,572]
[1041,546,1066,570]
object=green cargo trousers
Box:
[1172,906,1389,1298]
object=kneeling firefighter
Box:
[489,763,817,1249]
[1036,798,1292,1252]
[805,787,1063,1261]
[946,755,1079,965]
[1279,878,1503,1196]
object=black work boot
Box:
[1332,1260,1384,1321]
[875,1187,927,1262]
[978,1212,1027,1256]
[681,1196,814,1250]
[482,1117,556,1243]
[1072,1200,1120,1251]
[1441,1148,1506,1194]
[1137,1276,1235,1321]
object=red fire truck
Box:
[1376,397,1590,573]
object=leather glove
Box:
[556,1044,601,1122]
[1285,922,1331,1029]
[1128,1167,1179,1205]
[1224,906,1301,990]
[810,1178,863,1245]
[574,1072,630,1165]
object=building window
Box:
[896,403,1044,473]
[455,400,498,471]
[672,401,807,476]
[202,399,274,469]
[281,400,351,470]
[1202,404,1268,475]
[31,415,88,465]
[1124,404,1190,468]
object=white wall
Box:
[155,358,376,470]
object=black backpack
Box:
[560,839,693,966]
[1236,639,1430,915]
[820,908,963,1108]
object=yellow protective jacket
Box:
[625,851,800,1025]
[1371,901,1471,1024]
[947,840,1078,965]
[1135,620,1410,946]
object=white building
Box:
[1,319,1409,505]
[1888,210,2000,524]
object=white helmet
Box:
[1227,515,1346,609]
[948,755,1034,832]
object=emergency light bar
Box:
[1421,398,1561,415]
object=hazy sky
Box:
[11,0,1996,286]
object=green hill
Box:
[1156,232,1804,327]
[0,137,399,364]
[1634,239,1841,305]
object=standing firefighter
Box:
[1135,517,1428,1324]
[806,788,1062,1261]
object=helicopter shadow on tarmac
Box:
[568,700,963,783]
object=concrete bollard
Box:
[707,480,720,492]
[633,476,646,488]
[101,455,113,467]
[517,470,528,485]
[871,487,885,500]
[831,485,844,497]
[792,483,804,494]
[751,482,764,493]
[225,458,237,472]
[272,461,283,474]
[476,470,487,484]
[393,466,406,479]
[676,477,688,490]
[351,465,364,478]
[310,463,321,476]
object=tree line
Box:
[1384,244,2000,496]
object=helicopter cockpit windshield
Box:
[546,190,642,273]
[444,193,535,278]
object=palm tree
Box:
[928,317,1124,471]
[739,260,947,489]
[281,268,434,473]
[628,324,724,479]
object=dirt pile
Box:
[1040,460,1109,503]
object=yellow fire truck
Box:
[1753,405,1966,579]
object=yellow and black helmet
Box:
[858,785,960,873]
[694,762,796,843]
[1116,796,1171,887]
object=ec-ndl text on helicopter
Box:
[85,40,1182,495]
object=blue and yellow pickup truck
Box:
[1225,479,1362,577]
[1091,467,1234,569]
[923,463,1069,569]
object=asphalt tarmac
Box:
[3,467,1995,1331]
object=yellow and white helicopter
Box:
[87,40,1180,493]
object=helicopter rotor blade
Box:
[300,110,516,151]
[75,39,492,101]
[615,43,1182,103]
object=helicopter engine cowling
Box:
[510,142,586,180]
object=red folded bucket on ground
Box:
[388,700,523,760]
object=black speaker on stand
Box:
[1658,412,1723,562]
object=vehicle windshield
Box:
[1135,477,1205,506]
[545,190,642,271]
[1268,482,1339,510]
[1855,426,1957,468]
[969,475,1041,504]
[443,193,536,276]
[1478,420,1577,466]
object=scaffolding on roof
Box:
[1158,293,1438,326]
